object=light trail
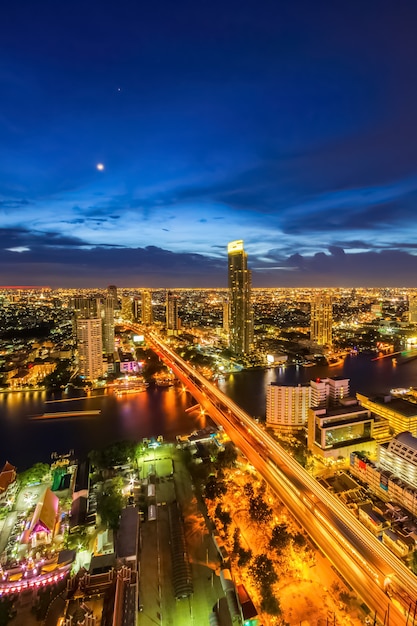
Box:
[123,322,416,625]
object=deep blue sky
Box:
[1,0,417,287]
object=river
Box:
[1,353,417,469]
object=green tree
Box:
[293,532,306,548]
[204,476,227,501]
[260,587,282,616]
[249,554,278,588]
[248,494,272,524]
[269,524,291,551]
[243,482,254,498]
[237,547,252,567]
[97,478,125,529]
[232,528,241,554]
[214,504,232,532]
[18,462,50,486]
[216,443,238,468]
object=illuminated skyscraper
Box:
[107,284,119,310]
[141,290,153,325]
[121,295,133,321]
[76,317,103,380]
[166,291,180,335]
[409,294,417,324]
[222,297,229,335]
[228,240,253,355]
[310,292,332,346]
[101,297,115,355]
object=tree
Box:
[249,494,272,524]
[238,547,252,567]
[18,463,50,487]
[260,587,282,616]
[216,443,238,468]
[232,528,241,554]
[214,504,231,532]
[249,554,278,588]
[243,482,254,498]
[293,532,306,548]
[97,478,125,529]
[204,475,227,501]
[269,524,291,551]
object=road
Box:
[124,324,417,625]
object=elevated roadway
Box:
[125,324,417,625]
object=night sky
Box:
[1,0,417,287]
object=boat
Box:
[327,356,344,367]
[301,361,316,367]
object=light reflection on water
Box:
[1,353,417,468]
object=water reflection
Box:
[2,353,417,468]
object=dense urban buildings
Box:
[227,240,253,355]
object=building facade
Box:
[101,297,115,355]
[266,384,311,431]
[228,240,253,355]
[141,290,153,325]
[310,292,332,346]
[357,393,417,437]
[76,317,103,380]
[166,291,180,334]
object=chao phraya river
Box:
[1,353,417,468]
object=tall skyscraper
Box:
[166,291,180,334]
[222,297,229,335]
[121,295,133,321]
[409,294,417,324]
[107,285,119,310]
[133,297,141,322]
[76,317,103,380]
[228,240,253,355]
[141,290,153,325]
[310,292,332,346]
[101,297,115,355]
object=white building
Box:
[266,384,311,431]
[310,377,350,408]
[76,317,103,380]
[379,431,417,489]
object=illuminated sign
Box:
[133,335,144,342]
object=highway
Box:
[126,324,417,625]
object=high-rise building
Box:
[101,297,115,355]
[71,297,100,319]
[267,377,350,431]
[133,297,141,322]
[142,290,153,325]
[266,384,311,431]
[310,292,332,346]
[121,296,133,322]
[228,240,253,355]
[166,291,180,334]
[76,317,103,380]
[107,285,119,310]
[409,294,417,324]
[310,377,350,408]
[222,297,229,335]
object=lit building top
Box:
[227,240,244,254]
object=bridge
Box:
[124,323,417,625]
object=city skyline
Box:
[2,1,417,287]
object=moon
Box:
[96,163,105,171]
